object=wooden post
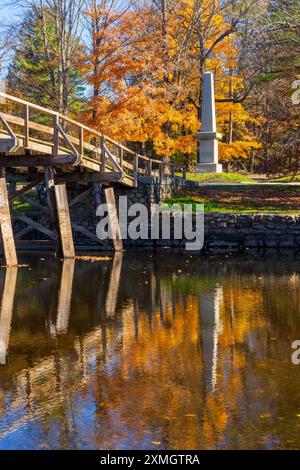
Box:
[133,154,139,188]
[78,126,84,158]
[44,168,75,258]
[24,104,29,148]
[0,171,18,266]
[159,163,163,182]
[119,147,123,170]
[104,187,123,252]
[54,183,75,258]
[101,135,106,172]
[147,158,152,177]
[53,115,59,155]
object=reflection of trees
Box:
[0,257,300,449]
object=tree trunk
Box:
[228,67,234,145]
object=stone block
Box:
[279,237,295,248]
[264,238,279,248]
[196,162,223,173]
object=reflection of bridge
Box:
[0,255,125,441]
[0,257,223,443]
[0,92,186,265]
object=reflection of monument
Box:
[200,287,223,393]
[196,72,222,173]
[0,267,18,364]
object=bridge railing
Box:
[0,92,186,186]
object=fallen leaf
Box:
[260,413,272,419]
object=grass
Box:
[180,172,256,184]
[270,175,300,183]
[13,189,39,212]
[13,199,33,212]
[165,195,300,214]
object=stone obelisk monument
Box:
[196,72,222,173]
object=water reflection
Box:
[55,259,75,335]
[200,287,223,393]
[0,267,18,364]
[105,253,123,318]
[0,255,300,449]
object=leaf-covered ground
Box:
[167,187,300,213]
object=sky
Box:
[0,1,25,25]
[0,0,16,79]
[0,1,30,79]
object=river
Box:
[0,253,300,449]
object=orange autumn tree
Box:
[79,0,198,158]
[78,0,259,164]
[78,1,166,154]
[165,0,260,165]
[213,34,261,164]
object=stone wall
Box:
[203,213,300,254]
[114,175,183,207]
[117,212,300,254]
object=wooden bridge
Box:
[0,92,186,266]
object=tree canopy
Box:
[1,0,299,173]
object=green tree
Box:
[6,1,85,114]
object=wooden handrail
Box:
[0,92,59,116]
[0,91,141,158]
[0,91,187,182]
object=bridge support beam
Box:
[44,169,75,259]
[104,187,123,252]
[0,171,18,266]
[54,184,75,259]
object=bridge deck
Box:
[0,92,185,187]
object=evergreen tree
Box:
[6,1,85,114]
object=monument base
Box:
[196,163,223,173]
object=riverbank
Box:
[122,212,300,254]
[2,175,300,257]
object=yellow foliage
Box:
[219,141,262,161]
[79,0,259,162]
